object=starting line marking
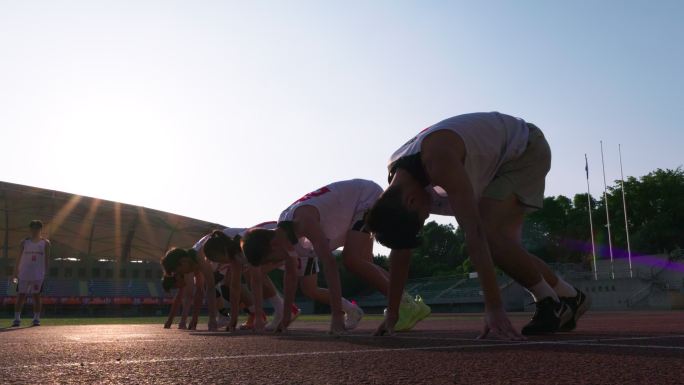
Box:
[294,332,684,345]
[2,338,167,346]
[0,342,541,370]
[3,332,683,347]
[0,334,683,370]
[555,342,684,351]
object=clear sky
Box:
[1,1,682,244]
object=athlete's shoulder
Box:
[350,178,380,186]
[353,179,383,197]
[428,111,502,130]
[335,178,381,190]
[192,234,210,252]
[250,221,277,230]
[421,128,465,155]
[221,227,247,238]
[42,238,51,245]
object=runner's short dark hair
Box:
[161,248,197,274]
[203,230,242,262]
[241,228,276,266]
[365,185,423,249]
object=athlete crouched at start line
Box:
[197,224,300,332]
[241,179,430,335]
[161,248,218,331]
[241,222,364,333]
[366,112,590,338]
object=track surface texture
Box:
[1,311,683,385]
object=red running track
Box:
[1,311,683,384]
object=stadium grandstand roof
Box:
[0,181,223,262]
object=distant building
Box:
[0,181,224,314]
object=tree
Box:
[408,221,468,278]
[608,168,684,253]
[523,167,684,263]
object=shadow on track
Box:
[0,326,34,333]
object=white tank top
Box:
[18,238,48,280]
[388,112,530,215]
[278,179,383,249]
[194,222,316,271]
[193,228,245,253]
[193,227,247,271]
[244,222,318,265]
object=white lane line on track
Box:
[1,334,684,370]
[1,339,166,346]
[555,342,684,351]
[295,333,684,345]
[554,334,684,343]
[3,333,682,347]
[0,342,535,370]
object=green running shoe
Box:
[414,295,432,322]
[394,299,419,332]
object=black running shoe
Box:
[521,297,572,336]
[559,288,591,332]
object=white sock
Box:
[341,298,355,313]
[526,279,559,302]
[268,295,284,316]
[33,312,40,321]
[553,278,578,298]
[14,312,20,321]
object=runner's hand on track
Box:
[274,321,288,334]
[207,318,217,332]
[253,317,266,334]
[329,312,346,336]
[227,320,237,333]
[373,313,397,336]
[190,316,199,330]
[478,306,525,341]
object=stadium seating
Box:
[0,279,163,308]
[354,274,516,308]
[0,280,9,296]
[85,280,151,297]
[43,279,80,297]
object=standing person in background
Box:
[12,220,50,327]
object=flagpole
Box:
[619,144,633,278]
[600,141,615,279]
[585,154,598,280]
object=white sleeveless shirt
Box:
[193,227,248,271]
[278,179,383,249]
[388,112,529,215]
[18,238,48,280]
[194,222,316,271]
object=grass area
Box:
[6,314,389,327]
[19,317,172,326]
[6,314,502,327]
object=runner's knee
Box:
[300,283,317,298]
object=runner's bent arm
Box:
[228,260,242,330]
